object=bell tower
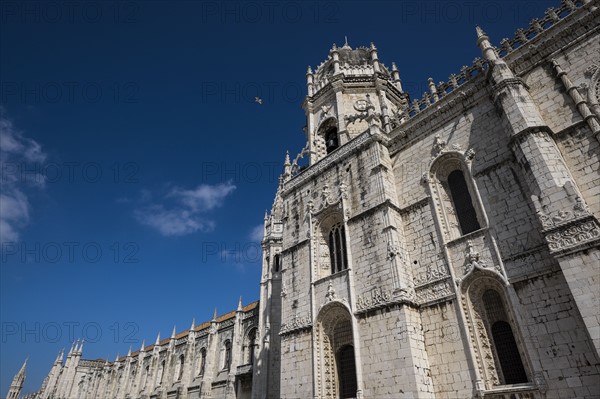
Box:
[303,40,409,165]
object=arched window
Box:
[273,254,281,273]
[482,290,528,385]
[223,340,232,370]
[176,354,184,381]
[198,348,207,376]
[329,223,348,274]
[157,360,165,385]
[143,365,150,389]
[429,154,485,241]
[247,328,257,365]
[447,170,481,235]
[325,126,339,154]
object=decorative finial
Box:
[140,339,145,352]
[155,332,161,345]
[307,66,313,75]
[171,325,176,339]
[342,36,350,49]
[190,318,196,330]
[127,346,132,357]
[284,151,291,166]
[475,25,487,39]
[237,296,243,311]
[212,308,217,321]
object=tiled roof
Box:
[105,300,259,363]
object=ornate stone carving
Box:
[325,282,336,302]
[356,287,392,311]
[415,279,453,303]
[545,219,600,252]
[280,314,312,335]
[432,135,447,157]
[455,241,503,284]
[535,195,592,229]
[386,241,401,260]
[413,267,448,286]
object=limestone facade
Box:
[13,1,600,398]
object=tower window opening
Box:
[482,289,528,385]
[325,127,339,154]
[329,224,348,274]
[274,254,281,272]
[223,340,232,370]
[447,169,481,235]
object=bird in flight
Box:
[255,96,263,105]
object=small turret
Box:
[370,42,381,73]
[306,66,314,96]
[476,26,499,62]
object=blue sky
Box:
[1,0,555,394]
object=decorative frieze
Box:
[280,314,312,335]
[356,287,392,311]
[415,279,454,303]
[545,217,600,253]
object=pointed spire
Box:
[369,41,380,73]
[391,62,403,92]
[140,339,146,352]
[68,341,75,356]
[212,308,217,321]
[77,339,84,354]
[19,357,28,373]
[190,318,196,330]
[171,325,177,339]
[343,35,350,49]
[237,296,243,311]
[475,25,487,40]
[127,346,132,357]
[283,151,292,180]
[115,352,120,362]
[55,348,64,363]
[476,25,499,62]
[155,332,161,346]
[264,209,269,221]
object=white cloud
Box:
[168,183,236,212]
[249,223,264,242]
[0,110,46,245]
[132,182,236,237]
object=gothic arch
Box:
[461,273,530,389]
[243,327,258,365]
[426,150,486,241]
[315,301,358,399]
[316,117,340,156]
[314,211,347,279]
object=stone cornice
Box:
[504,6,600,77]
[388,76,490,157]
[283,130,385,195]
